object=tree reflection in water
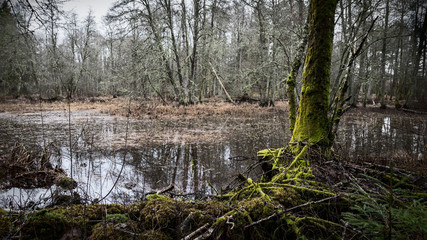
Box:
[0,108,425,208]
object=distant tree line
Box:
[0,0,426,108]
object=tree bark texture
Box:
[291,0,338,148]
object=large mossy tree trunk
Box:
[290,0,338,152]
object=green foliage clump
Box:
[140,198,180,230]
[126,202,146,220]
[237,197,276,219]
[194,200,229,216]
[269,187,300,207]
[343,177,427,240]
[146,194,169,200]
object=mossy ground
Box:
[0,189,343,239]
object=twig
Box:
[398,108,427,115]
[244,195,341,229]
[93,97,132,204]
[182,223,210,240]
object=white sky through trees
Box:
[63,0,115,24]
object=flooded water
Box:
[0,109,289,208]
[336,110,426,165]
[0,107,425,209]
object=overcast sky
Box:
[63,0,116,25]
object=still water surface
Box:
[0,108,425,208]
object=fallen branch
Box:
[157,184,175,195]
[182,223,210,240]
[144,184,176,197]
[209,62,235,104]
[244,194,342,229]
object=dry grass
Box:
[0,96,288,119]
[0,145,66,189]
[122,99,288,119]
[0,96,122,113]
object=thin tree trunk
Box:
[189,0,201,104]
[163,0,187,104]
[143,0,180,101]
[380,0,390,108]
[286,23,308,133]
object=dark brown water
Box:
[335,110,426,166]
[0,108,425,208]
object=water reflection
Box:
[0,108,425,209]
[0,110,288,208]
[335,110,426,168]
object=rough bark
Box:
[290,0,338,149]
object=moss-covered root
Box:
[271,145,314,183]
[257,146,315,184]
[193,196,346,240]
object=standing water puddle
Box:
[0,109,289,208]
[0,108,425,209]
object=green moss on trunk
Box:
[291,0,338,149]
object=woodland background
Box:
[0,0,426,109]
